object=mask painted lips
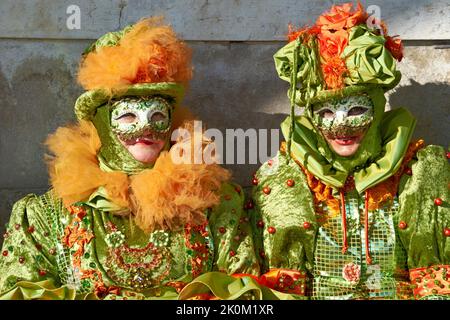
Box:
[124,135,156,146]
[334,136,359,145]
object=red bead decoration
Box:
[38,270,47,276]
[27,226,35,233]
[286,179,295,187]
[18,256,25,264]
[268,159,273,166]
[447,151,450,159]
[2,250,8,257]
[14,224,21,230]
[303,222,311,229]
[259,250,266,258]
[444,228,450,237]
[229,250,236,257]
[252,178,259,186]
[405,167,412,175]
[399,221,408,230]
[234,186,241,194]
[246,200,254,210]
[268,226,276,234]
[263,186,271,195]
[434,198,443,206]
[257,220,265,228]
[218,227,226,234]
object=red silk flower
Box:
[385,35,404,62]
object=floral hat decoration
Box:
[274,1,404,156]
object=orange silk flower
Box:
[318,29,349,60]
[321,55,348,89]
[316,2,367,31]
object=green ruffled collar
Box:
[281,107,416,193]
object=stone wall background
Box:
[0,0,449,240]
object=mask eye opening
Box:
[348,106,368,116]
[317,108,334,119]
[115,112,137,122]
[150,111,167,122]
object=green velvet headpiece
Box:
[274,24,402,109]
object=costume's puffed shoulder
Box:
[0,191,72,299]
[250,152,316,273]
[208,182,260,276]
[397,145,450,270]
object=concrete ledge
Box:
[0,0,449,40]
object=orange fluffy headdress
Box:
[77,17,193,94]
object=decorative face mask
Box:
[312,95,374,140]
[111,96,172,142]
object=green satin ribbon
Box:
[178,272,302,300]
[86,186,126,213]
[0,280,76,300]
[281,90,416,193]
[343,25,401,88]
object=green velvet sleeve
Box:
[397,145,450,299]
[208,182,260,276]
[0,193,75,299]
[250,152,317,273]
[397,145,450,268]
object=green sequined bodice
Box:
[312,194,409,299]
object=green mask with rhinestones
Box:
[110,96,173,142]
[92,96,173,175]
[312,95,374,140]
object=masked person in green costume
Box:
[0,17,259,300]
[180,2,449,300]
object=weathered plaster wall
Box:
[0,0,449,240]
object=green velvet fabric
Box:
[82,24,134,56]
[248,144,449,299]
[0,183,259,300]
[397,145,450,269]
[281,90,416,193]
[250,152,317,274]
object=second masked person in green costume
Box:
[181,2,449,300]
[251,2,450,300]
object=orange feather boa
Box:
[45,120,230,232]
